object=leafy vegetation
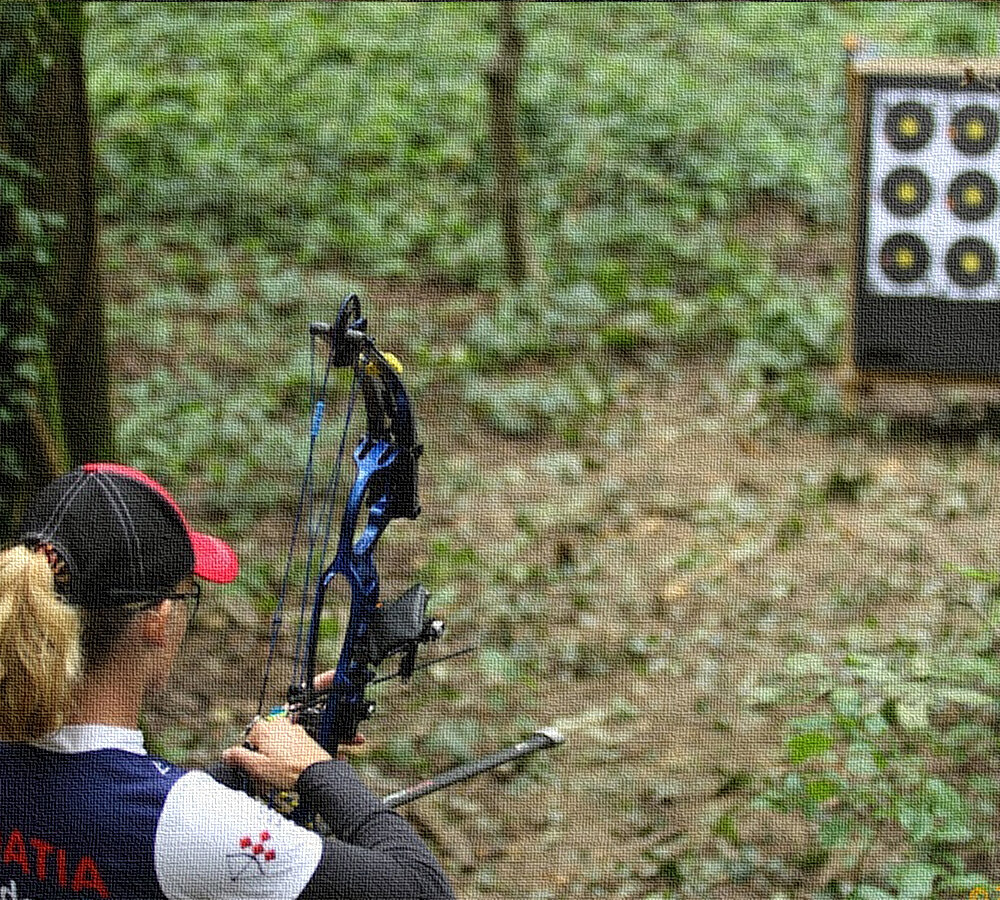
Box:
[87,2,999,438]
[751,637,1000,897]
[0,3,64,524]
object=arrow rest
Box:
[366,583,444,672]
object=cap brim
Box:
[190,531,239,583]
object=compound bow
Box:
[253,295,562,818]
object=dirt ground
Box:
[135,340,1000,898]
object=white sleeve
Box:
[154,771,324,900]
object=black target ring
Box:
[945,238,995,287]
[882,167,932,218]
[950,105,999,156]
[947,171,998,222]
[885,101,934,152]
[879,233,930,284]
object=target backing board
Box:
[848,58,1000,380]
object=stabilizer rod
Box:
[382,728,565,809]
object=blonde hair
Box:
[0,546,82,741]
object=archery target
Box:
[881,167,932,217]
[884,100,934,151]
[945,236,995,287]
[946,170,997,222]
[866,89,1000,301]
[950,104,999,156]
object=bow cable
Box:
[257,330,356,717]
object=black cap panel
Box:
[17,468,195,607]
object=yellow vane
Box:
[364,351,404,377]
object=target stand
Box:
[844,56,1000,416]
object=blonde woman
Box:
[0,463,454,900]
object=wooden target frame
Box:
[846,57,1000,391]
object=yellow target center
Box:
[899,116,919,137]
[895,249,915,268]
[966,119,986,141]
[963,186,984,207]
[961,251,981,274]
[898,183,917,203]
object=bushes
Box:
[87,3,999,292]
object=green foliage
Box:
[422,718,482,764]
[418,539,481,604]
[724,278,845,422]
[86,2,1000,448]
[86,2,999,294]
[750,639,1000,894]
[0,2,66,526]
[462,283,610,371]
[105,262,359,537]
[462,367,611,439]
[86,2,498,281]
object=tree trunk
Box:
[0,1,112,533]
[29,2,114,466]
[485,0,538,285]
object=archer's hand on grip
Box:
[223,718,333,792]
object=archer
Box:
[0,463,456,900]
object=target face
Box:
[885,101,934,151]
[946,170,997,221]
[945,237,995,286]
[882,167,932,217]
[865,86,1000,301]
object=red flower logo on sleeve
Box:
[226,831,277,880]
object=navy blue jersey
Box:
[0,739,182,899]
[0,727,321,900]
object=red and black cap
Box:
[17,463,238,607]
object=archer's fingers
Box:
[313,669,336,691]
[244,716,303,749]
[223,719,333,790]
[220,745,268,781]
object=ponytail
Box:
[0,546,81,741]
